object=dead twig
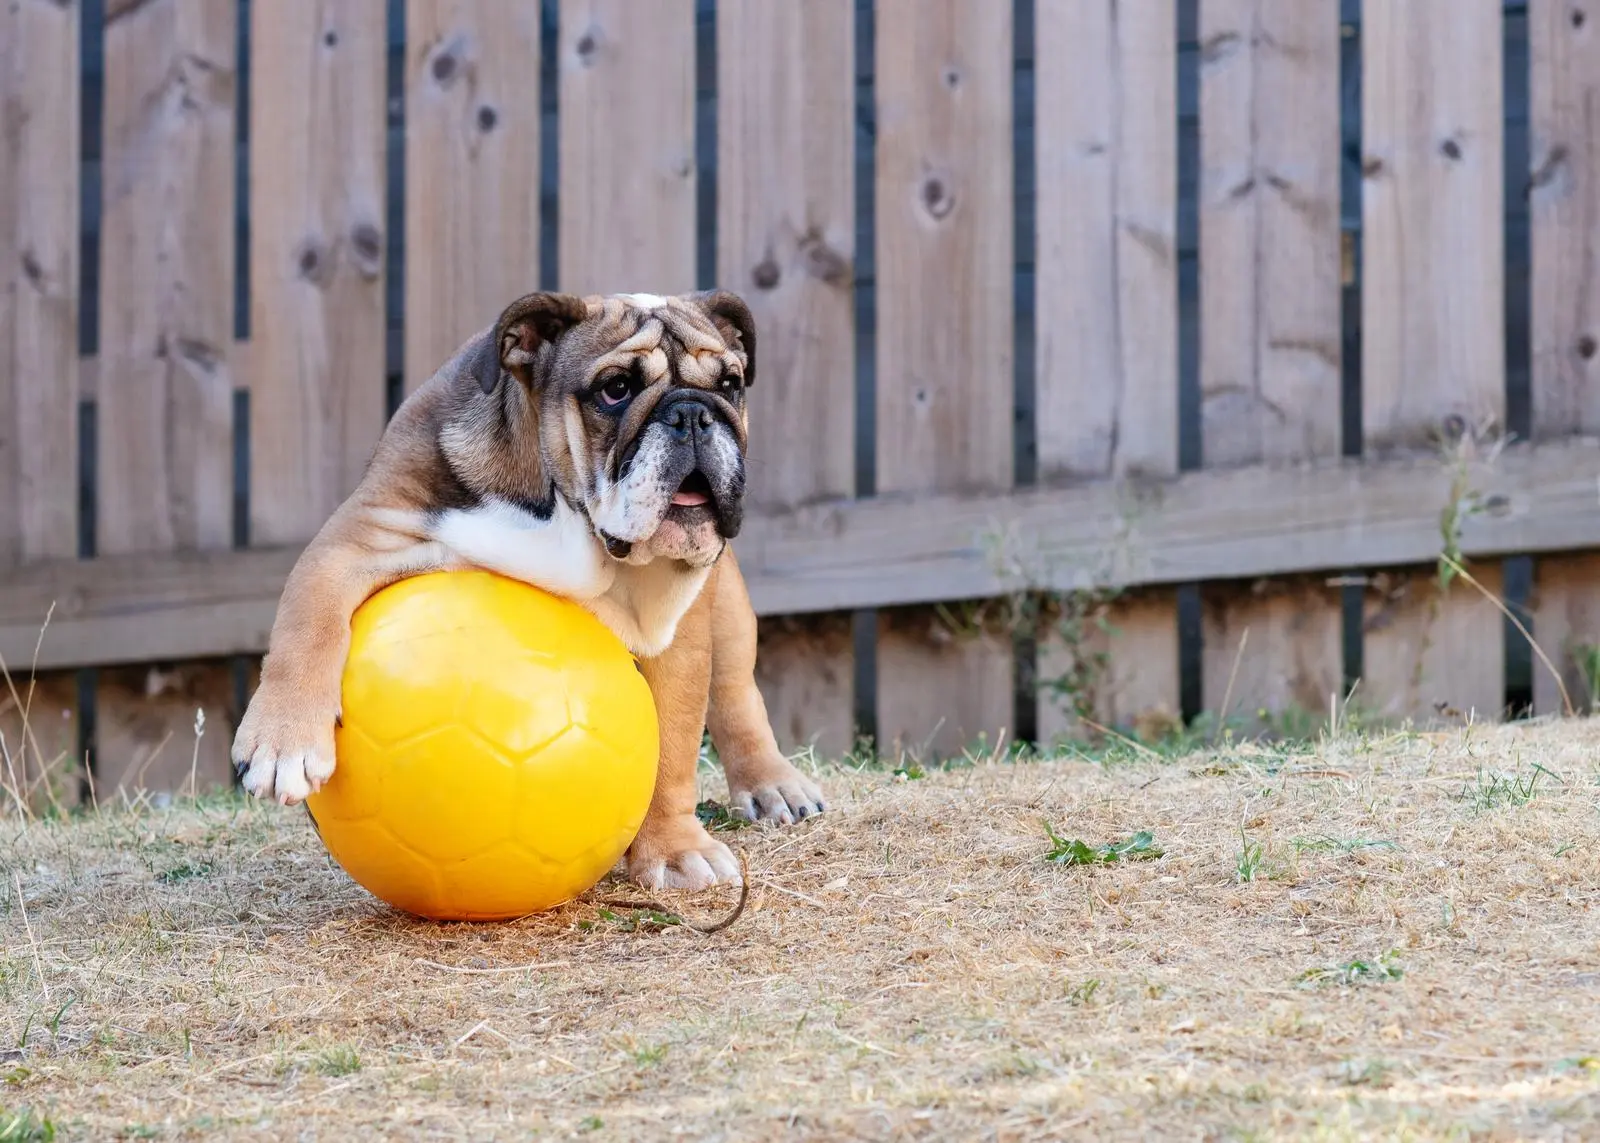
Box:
[594,850,752,934]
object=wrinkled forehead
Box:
[565,294,742,387]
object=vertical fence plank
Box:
[250,0,389,546]
[1198,0,1343,731]
[1361,0,1506,724]
[1035,0,1180,743]
[0,0,82,809]
[1529,0,1600,716]
[718,0,856,756]
[558,0,695,296]
[404,0,541,392]
[874,0,1013,758]
[94,0,238,795]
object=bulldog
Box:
[231,289,825,889]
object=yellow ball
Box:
[304,569,659,922]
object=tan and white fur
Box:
[232,290,824,890]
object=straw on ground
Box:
[1,718,1597,1140]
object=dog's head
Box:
[471,290,756,569]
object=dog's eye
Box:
[597,374,635,407]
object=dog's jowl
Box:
[232,291,825,890]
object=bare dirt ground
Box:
[2,717,1598,1141]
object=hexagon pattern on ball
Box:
[380,726,517,864]
[306,570,660,922]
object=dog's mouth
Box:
[669,470,713,509]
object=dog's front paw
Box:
[232,685,338,806]
[728,758,826,826]
[626,814,742,890]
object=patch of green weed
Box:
[1043,824,1163,866]
[585,908,680,934]
[313,1045,361,1077]
[694,800,751,833]
[632,1043,668,1067]
[1335,1057,1394,1087]
[1290,836,1399,855]
[1296,950,1404,988]
[1065,978,1102,1006]
[1235,832,1266,883]
[0,1106,55,1143]
[156,862,213,884]
[1460,763,1560,812]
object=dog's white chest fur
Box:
[429,495,705,658]
[431,496,611,601]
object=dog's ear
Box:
[474,292,589,395]
[690,290,757,387]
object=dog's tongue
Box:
[671,489,710,507]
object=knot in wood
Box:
[751,258,780,290]
[921,176,954,220]
[799,231,851,287]
[294,239,331,287]
[942,67,961,90]
[1439,136,1463,161]
[477,104,498,132]
[1578,334,1598,361]
[575,29,599,66]
[1572,7,1587,29]
[432,50,458,84]
[350,224,383,279]
[322,28,338,48]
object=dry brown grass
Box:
[2,717,1598,1141]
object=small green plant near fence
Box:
[1571,642,1600,711]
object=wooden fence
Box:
[3,0,1600,802]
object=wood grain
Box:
[1532,552,1600,716]
[1528,0,1600,716]
[1529,0,1600,441]
[0,0,81,808]
[717,0,856,754]
[1362,0,1505,452]
[1035,0,1179,741]
[1198,0,1343,728]
[96,0,238,795]
[1361,564,1507,724]
[752,615,856,759]
[1360,0,1506,725]
[875,0,1013,756]
[249,0,388,545]
[557,0,695,296]
[7,440,1600,675]
[404,0,541,392]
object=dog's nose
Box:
[659,395,716,443]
